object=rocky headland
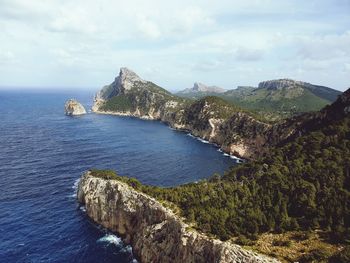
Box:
[64,99,86,116]
[91,68,280,159]
[77,171,280,263]
[92,68,340,159]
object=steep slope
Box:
[78,170,279,263]
[176,79,341,120]
[222,79,341,119]
[90,88,350,262]
[92,68,343,160]
[93,68,188,120]
[93,69,272,159]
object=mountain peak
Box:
[178,82,226,94]
[193,82,208,91]
[118,67,146,90]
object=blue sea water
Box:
[0,90,236,263]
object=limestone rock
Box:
[64,99,86,116]
[77,171,280,263]
[179,82,226,94]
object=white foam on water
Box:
[79,206,86,213]
[187,133,195,138]
[229,155,244,163]
[69,178,80,198]
[121,245,133,254]
[97,234,122,246]
[187,133,211,144]
[68,193,76,198]
[197,138,209,144]
[72,178,80,189]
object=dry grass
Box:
[245,230,342,262]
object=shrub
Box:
[89,169,118,180]
[298,248,332,263]
[235,235,255,246]
[272,240,292,247]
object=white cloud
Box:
[0,0,349,90]
[137,17,162,39]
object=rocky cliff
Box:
[64,99,86,116]
[91,68,345,159]
[77,171,280,263]
[178,82,226,94]
[257,78,341,101]
[92,68,276,159]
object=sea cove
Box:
[0,90,236,262]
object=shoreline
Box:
[78,171,279,263]
[93,109,244,163]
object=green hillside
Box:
[93,89,350,262]
[176,81,341,120]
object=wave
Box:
[79,206,86,213]
[67,193,76,198]
[70,178,80,198]
[186,133,210,144]
[197,138,209,144]
[229,155,244,163]
[186,133,195,138]
[97,234,122,247]
[72,178,80,190]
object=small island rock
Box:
[64,99,87,116]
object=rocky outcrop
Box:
[92,68,275,159]
[92,67,186,121]
[171,97,272,158]
[258,79,341,101]
[77,171,280,263]
[64,99,86,116]
[178,82,226,94]
[258,79,304,90]
[91,68,345,159]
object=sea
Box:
[0,89,237,263]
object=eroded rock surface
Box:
[64,99,86,116]
[77,171,280,263]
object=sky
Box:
[0,0,349,91]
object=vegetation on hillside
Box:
[177,84,340,120]
[100,80,190,114]
[221,87,330,118]
[90,114,350,262]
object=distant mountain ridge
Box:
[257,78,341,101]
[178,82,226,95]
[92,68,346,159]
[177,78,341,119]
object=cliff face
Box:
[64,99,86,116]
[92,68,276,159]
[77,171,280,263]
[92,68,346,159]
[170,97,272,157]
[92,68,186,119]
[257,79,341,101]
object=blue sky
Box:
[0,0,349,91]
